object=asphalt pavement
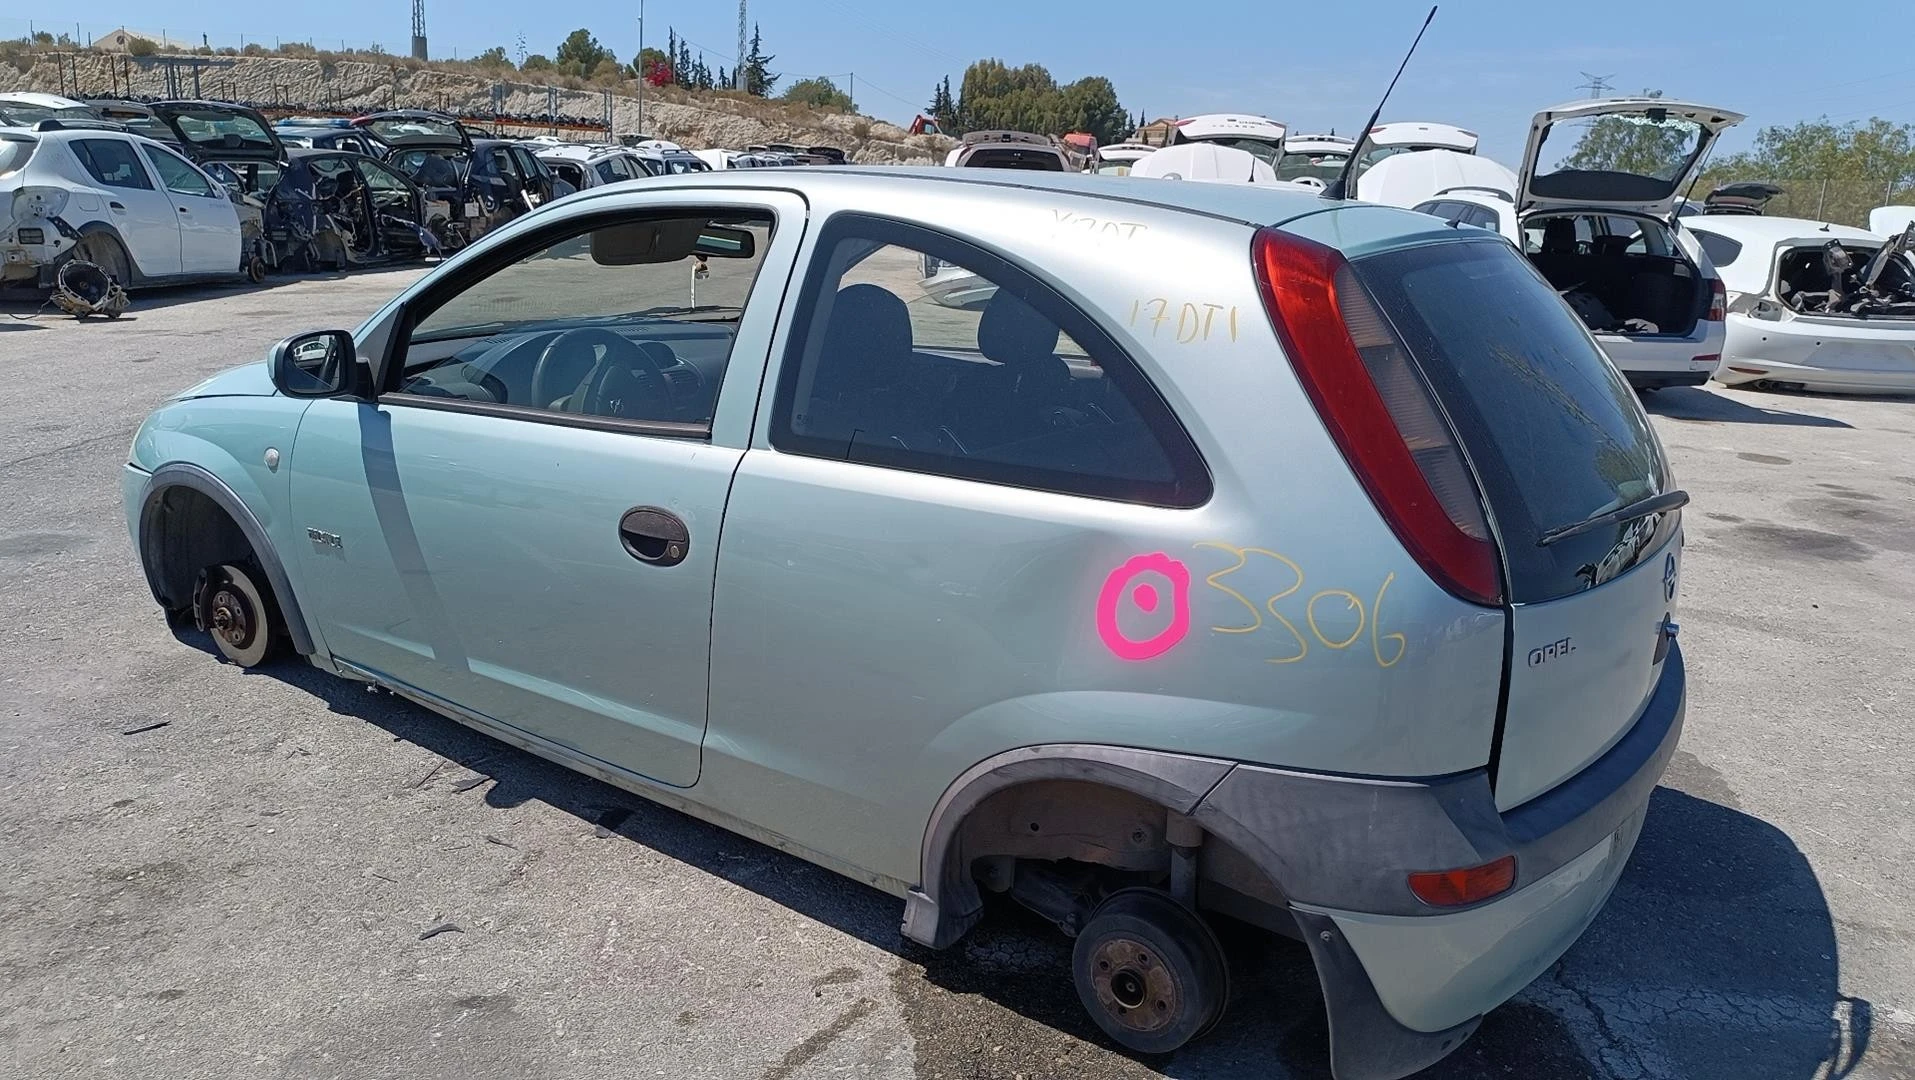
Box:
[1,273,1911,1080]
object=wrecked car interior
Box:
[1528,213,1707,336]
[1777,227,1915,317]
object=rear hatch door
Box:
[150,101,284,163]
[1353,239,1684,810]
[1519,98,1744,218]
[354,111,473,153]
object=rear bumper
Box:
[1716,315,1915,392]
[1192,643,1686,1079]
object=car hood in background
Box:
[1357,149,1518,208]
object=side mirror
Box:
[270,330,364,398]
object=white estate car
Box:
[1684,215,1915,393]
[1164,113,1288,168]
[531,143,652,191]
[2,122,246,289]
[1398,99,1745,390]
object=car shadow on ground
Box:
[193,630,1859,1080]
[1643,387,1854,428]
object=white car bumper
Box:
[1716,312,1915,393]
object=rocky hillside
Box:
[1,49,954,164]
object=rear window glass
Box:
[1695,231,1742,268]
[364,116,464,143]
[71,138,153,189]
[168,109,275,154]
[1354,240,1673,601]
[0,136,35,177]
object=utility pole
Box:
[643,0,651,138]
[849,72,854,111]
[736,0,748,91]
[1575,71,1614,98]
[411,0,428,60]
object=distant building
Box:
[93,28,195,54]
[1135,118,1181,147]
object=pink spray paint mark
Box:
[1096,553,1191,661]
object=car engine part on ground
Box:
[50,259,128,319]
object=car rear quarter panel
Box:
[701,190,1506,887]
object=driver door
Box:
[288,193,805,787]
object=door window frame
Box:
[138,143,221,199]
[69,137,157,190]
[377,202,783,442]
[767,211,1213,508]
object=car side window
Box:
[390,210,775,434]
[71,138,155,190]
[770,214,1210,507]
[139,145,217,198]
[354,158,411,193]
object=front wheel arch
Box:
[136,463,315,656]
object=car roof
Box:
[1683,215,1884,246]
[553,165,1366,230]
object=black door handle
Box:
[618,506,689,567]
[109,201,125,210]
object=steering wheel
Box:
[576,339,681,420]
[532,327,639,409]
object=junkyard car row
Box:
[3,83,1913,1080]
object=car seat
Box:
[804,283,928,448]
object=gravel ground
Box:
[1,271,1911,1080]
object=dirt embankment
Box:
[1,50,953,164]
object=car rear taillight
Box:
[1408,856,1516,906]
[1706,278,1726,321]
[1252,228,1503,606]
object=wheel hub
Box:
[208,586,254,649]
[1087,936,1181,1034]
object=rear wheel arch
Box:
[136,463,315,656]
[69,221,141,285]
[903,745,1288,949]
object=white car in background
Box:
[1684,215,1915,393]
[1355,120,1478,174]
[1162,113,1287,168]
[1396,99,1744,390]
[532,143,651,190]
[1871,205,1915,235]
[1131,143,1285,184]
[1275,133,1355,187]
[2,122,245,289]
[1093,142,1156,175]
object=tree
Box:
[953,59,1128,140]
[739,24,778,97]
[473,46,510,69]
[1559,116,1695,178]
[554,28,615,78]
[521,53,553,72]
[1057,76,1128,144]
[1695,117,1915,227]
[928,76,957,128]
[125,36,159,57]
[784,77,852,111]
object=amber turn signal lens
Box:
[1407,855,1517,907]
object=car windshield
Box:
[169,110,275,152]
[1530,112,1709,201]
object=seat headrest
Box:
[1541,218,1577,254]
[816,283,913,395]
[977,290,1061,366]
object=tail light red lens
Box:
[1408,856,1517,907]
[1706,279,1726,322]
[1252,228,1503,606]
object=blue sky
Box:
[8,1,1913,161]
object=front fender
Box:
[129,396,322,656]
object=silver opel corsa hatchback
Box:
[125,167,1687,1079]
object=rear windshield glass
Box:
[364,116,463,143]
[1354,240,1674,602]
[0,136,35,177]
[169,109,275,153]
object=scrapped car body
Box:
[0,91,96,128]
[627,139,715,176]
[1701,181,1783,216]
[1871,205,1915,236]
[531,143,652,190]
[125,168,1689,1080]
[943,129,1071,171]
[354,111,573,248]
[1164,113,1288,168]
[1355,121,1478,175]
[1130,143,1285,184]
[1093,142,1157,176]
[1396,98,1743,390]
[1276,133,1355,187]
[2,122,246,289]
[1685,215,1915,393]
[240,149,440,272]
[1360,148,1516,208]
